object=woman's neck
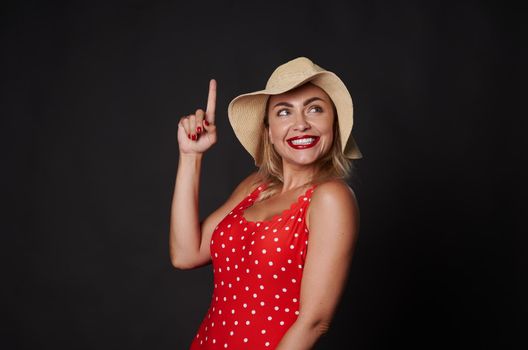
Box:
[280,163,316,193]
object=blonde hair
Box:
[252,86,355,201]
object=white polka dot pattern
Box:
[189,182,317,349]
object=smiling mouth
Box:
[286,136,320,149]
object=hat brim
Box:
[228,71,363,161]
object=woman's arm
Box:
[168,79,264,270]
[169,152,204,269]
[169,164,259,269]
[275,180,360,349]
[169,79,219,269]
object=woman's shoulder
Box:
[223,171,263,208]
[312,179,356,200]
[307,179,358,225]
[236,170,264,197]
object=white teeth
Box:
[290,138,315,145]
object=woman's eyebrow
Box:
[273,102,294,108]
[272,97,325,109]
[302,97,324,106]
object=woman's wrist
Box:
[179,152,204,162]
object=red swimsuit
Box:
[189,182,318,349]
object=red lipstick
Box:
[286,135,320,150]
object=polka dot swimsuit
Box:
[189,182,318,349]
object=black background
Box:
[2,0,525,349]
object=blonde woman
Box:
[170,57,362,349]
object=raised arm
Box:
[169,79,218,269]
[169,79,260,269]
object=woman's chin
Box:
[283,151,321,167]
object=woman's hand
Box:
[177,79,218,155]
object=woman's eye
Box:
[309,106,323,113]
[277,109,289,116]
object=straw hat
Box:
[228,56,363,161]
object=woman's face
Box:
[267,83,335,167]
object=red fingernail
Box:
[192,134,196,140]
[197,126,202,134]
[188,133,191,139]
[204,120,209,126]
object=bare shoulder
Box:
[311,179,358,207]
[200,170,261,234]
[231,171,262,199]
[307,179,359,228]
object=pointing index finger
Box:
[205,79,216,123]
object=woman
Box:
[170,57,363,349]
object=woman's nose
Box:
[293,112,311,131]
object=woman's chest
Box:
[242,192,302,223]
[210,212,309,268]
